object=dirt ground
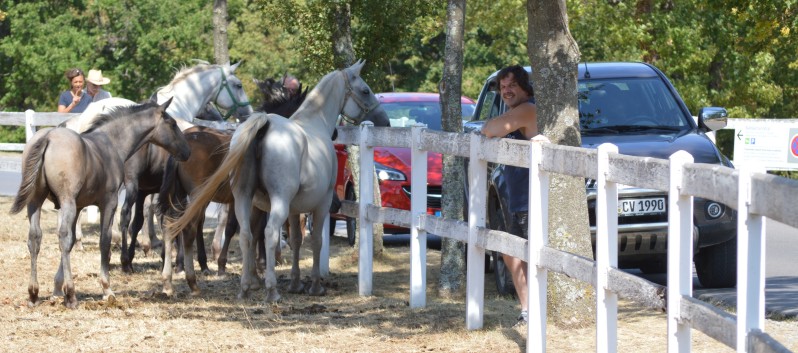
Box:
[0,195,796,352]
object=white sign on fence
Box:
[727,118,798,171]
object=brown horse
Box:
[9,98,190,308]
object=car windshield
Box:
[384,101,476,130]
[578,78,692,132]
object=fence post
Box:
[409,123,428,308]
[667,150,694,353]
[25,109,35,142]
[466,131,486,330]
[528,135,550,352]
[737,166,766,352]
[596,143,619,353]
[358,121,375,296]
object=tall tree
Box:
[437,0,467,297]
[213,0,230,65]
[527,0,594,328]
[328,1,385,256]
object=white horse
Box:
[167,60,390,301]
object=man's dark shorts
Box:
[506,212,529,239]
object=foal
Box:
[9,98,190,308]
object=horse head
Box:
[213,62,254,122]
[149,97,191,161]
[339,60,390,127]
[255,77,307,117]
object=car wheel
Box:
[345,187,356,246]
[694,238,737,289]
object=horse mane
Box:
[157,62,222,95]
[82,101,160,134]
[256,78,308,116]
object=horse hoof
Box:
[265,290,281,303]
[122,264,134,274]
[287,281,305,294]
[236,290,250,300]
[104,293,117,304]
[64,296,78,309]
[307,284,327,296]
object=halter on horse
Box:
[167,60,390,301]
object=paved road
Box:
[2,155,796,317]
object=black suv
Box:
[465,62,737,294]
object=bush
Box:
[0,126,25,143]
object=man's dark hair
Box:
[496,65,534,97]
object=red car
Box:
[331,92,476,246]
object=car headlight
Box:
[375,162,406,181]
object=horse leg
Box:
[74,209,85,251]
[195,213,211,275]
[124,193,147,273]
[144,195,162,253]
[98,196,118,302]
[307,208,328,296]
[262,201,290,303]
[25,198,46,307]
[217,203,239,275]
[119,182,138,273]
[212,203,227,261]
[254,209,268,272]
[53,200,79,308]
[182,217,200,295]
[286,214,304,293]
[175,232,185,274]
[160,228,175,297]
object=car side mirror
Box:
[697,107,728,132]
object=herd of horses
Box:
[9,60,390,308]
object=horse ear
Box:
[351,59,365,74]
[230,61,242,72]
[160,97,174,112]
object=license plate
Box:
[618,198,666,216]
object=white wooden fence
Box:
[1,111,795,352]
[335,122,795,353]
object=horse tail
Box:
[166,113,270,240]
[156,155,187,220]
[10,133,50,214]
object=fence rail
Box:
[1,111,795,352]
[336,123,795,353]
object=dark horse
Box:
[9,98,190,308]
[156,77,308,294]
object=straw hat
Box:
[86,69,111,85]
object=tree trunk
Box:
[527,0,595,328]
[212,0,229,65]
[330,2,384,257]
[437,0,467,298]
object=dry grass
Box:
[1,195,796,352]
